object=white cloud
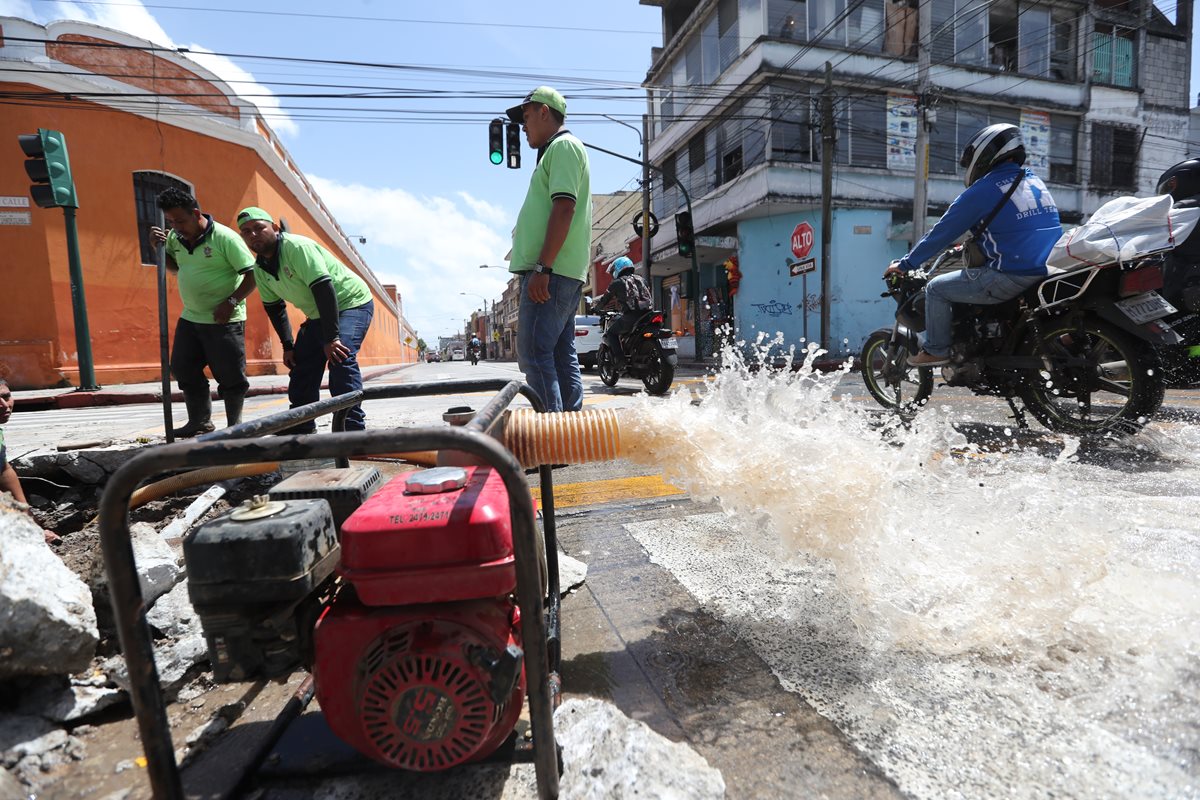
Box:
[3,0,298,136]
[309,176,513,341]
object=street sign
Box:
[789,258,815,277]
[791,222,815,259]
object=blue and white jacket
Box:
[899,162,1062,277]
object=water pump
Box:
[313,465,528,770]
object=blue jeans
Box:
[517,272,584,412]
[288,300,374,432]
[923,268,1042,356]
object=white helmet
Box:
[960,124,1026,188]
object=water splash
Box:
[620,337,1200,659]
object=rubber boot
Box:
[173,390,215,438]
[222,392,245,428]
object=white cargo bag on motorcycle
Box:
[1047,194,1200,271]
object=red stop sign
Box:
[791,222,815,259]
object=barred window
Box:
[132,171,192,265]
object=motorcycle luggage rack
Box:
[97,378,563,800]
[1037,265,1103,311]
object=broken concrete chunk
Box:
[0,714,67,765]
[129,522,181,605]
[14,676,126,724]
[59,453,105,485]
[0,766,24,800]
[0,499,99,679]
[146,579,200,639]
[104,633,208,700]
[554,698,726,800]
[558,551,588,594]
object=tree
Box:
[417,337,427,354]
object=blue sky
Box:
[2,0,663,340]
[3,0,1198,339]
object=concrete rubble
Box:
[555,698,726,799]
[14,676,126,724]
[558,551,588,594]
[0,496,99,679]
[12,444,137,486]
[146,579,200,639]
[102,634,208,701]
[0,712,87,786]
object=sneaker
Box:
[907,350,949,368]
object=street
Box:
[6,360,1200,798]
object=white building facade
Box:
[640,0,1194,358]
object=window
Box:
[133,171,191,265]
[932,0,990,67]
[1018,5,1051,77]
[928,103,1004,175]
[1049,114,1078,183]
[769,0,806,40]
[1050,12,1076,80]
[702,15,720,84]
[770,87,814,162]
[689,134,711,197]
[843,95,887,167]
[1091,124,1138,189]
[1092,25,1135,87]
[718,0,740,71]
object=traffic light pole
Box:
[583,140,700,354]
[62,206,99,391]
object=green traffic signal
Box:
[675,211,695,259]
[19,129,77,209]
[488,118,504,166]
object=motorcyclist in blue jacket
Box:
[884,124,1062,367]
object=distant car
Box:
[574,314,603,369]
[451,348,466,361]
[425,351,440,362]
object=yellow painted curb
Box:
[533,474,685,509]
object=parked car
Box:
[424,351,440,362]
[451,347,466,361]
[575,314,603,369]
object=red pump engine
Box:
[314,465,527,771]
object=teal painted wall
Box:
[735,209,908,357]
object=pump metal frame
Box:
[97,379,562,800]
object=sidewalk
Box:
[12,363,415,412]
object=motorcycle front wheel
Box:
[860,329,933,412]
[597,347,620,387]
[641,349,675,395]
[1018,317,1165,435]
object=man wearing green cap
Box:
[149,187,257,437]
[505,85,591,412]
[236,207,375,432]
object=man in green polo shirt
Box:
[149,187,257,437]
[236,207,375,432]
[506,85,591,413]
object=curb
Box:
[15,363,415,412]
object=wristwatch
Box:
[533,262,552,275]
[225,296,239,307]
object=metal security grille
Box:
[132,171,191,265]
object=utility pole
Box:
[820,62,834,352]
[912,0,932,243]
[641,113,652,282]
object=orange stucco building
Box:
[0,18,418,389]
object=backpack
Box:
[621,274,652,312]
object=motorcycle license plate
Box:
[1115,291,1177,324]
[661,337,678,349]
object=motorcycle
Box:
[469,345,480,366]
[588,304,679,396]
[861,246,1180,435]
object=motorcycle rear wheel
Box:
[1018,318,1164,435]
[641,350,675,395]
[598,347,619,387]
[860,329,933,412]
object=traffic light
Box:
[675,211,695,259]
[505,121,521,169]
[19,129,77,208]
[488,118,504,165]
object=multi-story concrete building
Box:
[0,17,418,389]
[641,0,1194,358]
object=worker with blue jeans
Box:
[506,86,592,412]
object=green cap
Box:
[506,86,567,123]
[236,206,273,228]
